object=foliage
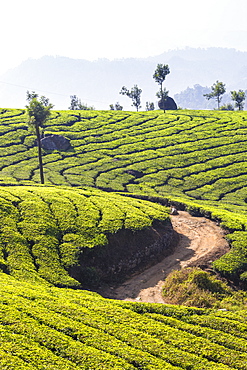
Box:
[204,81,226,109]
[0,185,169,287]
[153,64,170,112]
[213,231,247,283]
[156,87,169,105]
[2,108,247,280]
[146,101,155,111]
[1,108,247,368]
[109,102,123,110]
[0,272,247,369]
[119,85,142,111]
[162,267,234,308]
[231,90,246,110]
[153,63,170,86]
[68,95,82,110]
[219,103,234,111]
[26,91,53,126]
[26,91,54,184]
[69,95,95,110]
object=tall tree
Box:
[204,81,226,109]
[26,91,54,184]
[231,90,246,110]
[153,64,170,112]
[119,85,142,111]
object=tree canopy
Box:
[119,85,142,111]
[110,102,123,110]
[26,91,54,184]
[69,95,95,110]
[153,64,170,88]
[231,90,246,110]
[204,81,226,109]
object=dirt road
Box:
[98,211,229,303]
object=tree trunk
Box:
[217,95,220,109]
[35,123,44,184]
[161,83,166,113]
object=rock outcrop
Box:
[126,170,144,178]
[158,97,177,110]
[41,134,71,151]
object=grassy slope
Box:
[1,108,247,368]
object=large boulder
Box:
[126,169,144,178]
[41,134,71,151]
[158,96,177,110]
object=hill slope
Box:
[1,108,247,281]
[1,108,247,368]
[1,272,247,370]
[0,185,172,287]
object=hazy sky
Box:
[1,0,247,75]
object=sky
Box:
[1,0,247,76]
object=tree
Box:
[109,102,123,110]
[219,103,234,111]
[69,95,81,110]
[119,85,142,111]
[204,81,226,109]
[26,91,54,184]
[153,64,170,112]
[231,90,246,110]
[69,95,95,110]
[145,102,155,111]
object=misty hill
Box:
[0,47,246,110]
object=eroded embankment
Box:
[70,218,178,287]
[97,211,230,303]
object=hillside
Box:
[1,108,247,368]
[0,185,172,288]
[0,47,247,110]
[1,108,247,281]
[2,272,247,370]
[101,211,229,303]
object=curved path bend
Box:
[98,211,230,303]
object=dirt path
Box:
[98,211,229,303]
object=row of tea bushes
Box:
[0,272,246,369]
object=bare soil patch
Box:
[97,211,230,303]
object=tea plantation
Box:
[1,107,247,368]
[0,185,170,287]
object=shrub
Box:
[162,267,232,308]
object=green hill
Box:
[1,108,247,368]
[1,108,247,280]
[0,185,171,287]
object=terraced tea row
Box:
[1,272,247,369]
[0,185,169,287]
[0,109,247,207]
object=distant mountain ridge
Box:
[0,47,246,110]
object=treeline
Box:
[175,84,247,110]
